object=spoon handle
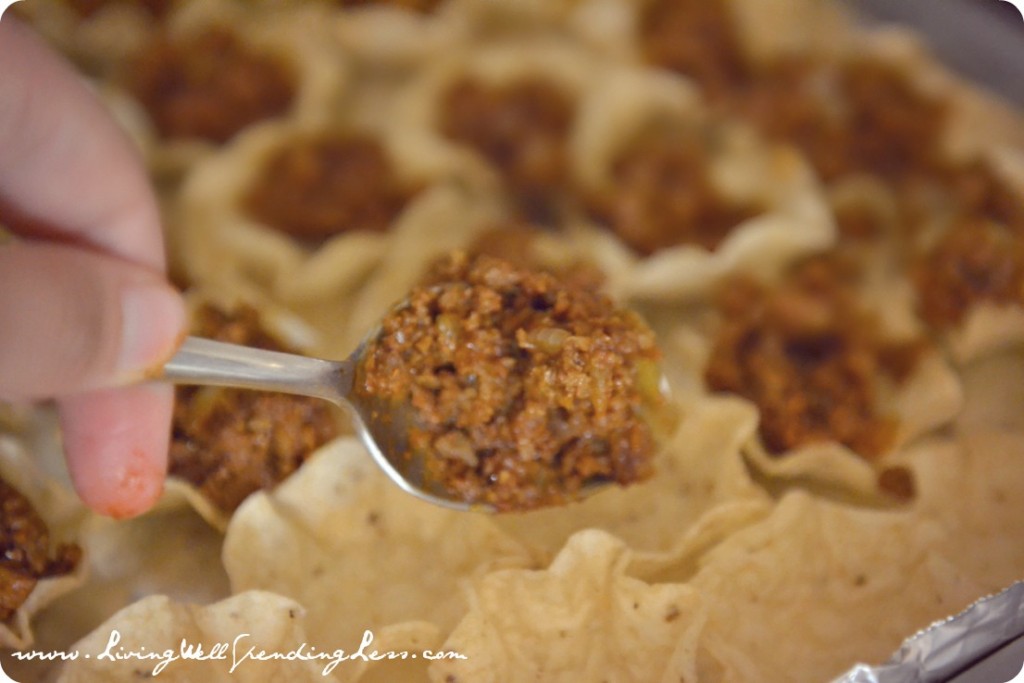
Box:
[159,336,352,405]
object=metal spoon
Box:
[160,335,487,512]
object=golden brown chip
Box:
[56,592,333,681]
[429,530,713,683]
[222,439,534,649]
[689,491,986,682]
[893,430,1024,594]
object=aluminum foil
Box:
[830,582,1024,683]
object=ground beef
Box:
[914,218,1024,329]
[126,26,295,144]
[838,60,949,181]
[354,252,665,511]
[584,124,761,255]
[169,305,340,513]
[705,255,926,459]
[244,134,413,241]
[736,57,851,182]
[439,77,575,223]
[737,56,998,251]
[737,57,949,183]
[639,0,750,102]
[0,478,81,623]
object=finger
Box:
[0,241,185,401]
[0,16,163,269]
[59,384,173,519]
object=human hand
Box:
[0,16,186,518]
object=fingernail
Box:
[118,283,186,378]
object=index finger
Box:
[0,15,179,518]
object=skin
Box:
[0,17,186,518]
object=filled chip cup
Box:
[0,437,86,649]
[111,0,349,182]
[566,63,836,302]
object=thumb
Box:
[0,241,186,401]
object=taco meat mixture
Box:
[440,77,575,222]
[126,26,295,143]
[639,0,749,102]
[0,478,81,623]
[737,57,949,184]
[705,255,926,459]
[354,252,666,511]
[720,51,1024,329]
[914,218,1024,330]
[584,124,761,255]
[169,304,340,513]
[244,133,414,241]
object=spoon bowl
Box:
[161,335,489,512]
